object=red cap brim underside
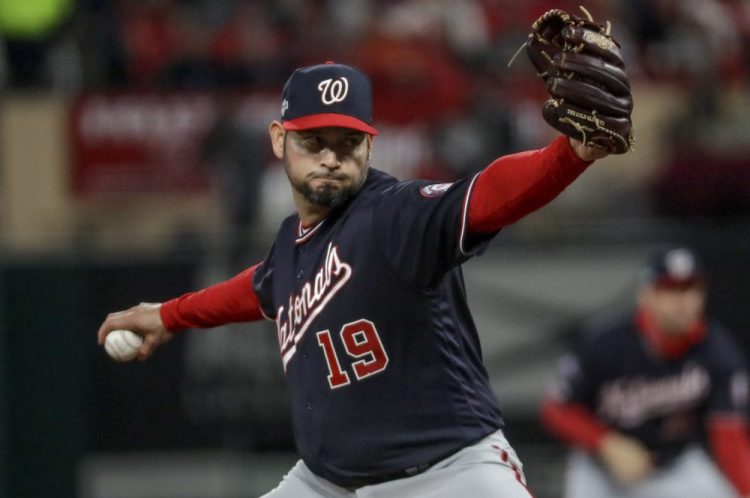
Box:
[282,113,378,135]
[653,275,705,290]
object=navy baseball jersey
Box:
[252,168,504,487]
[551,313,750,466]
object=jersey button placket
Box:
[306,400,313,411]
[297,270,304,279]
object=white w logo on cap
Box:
[318,77,349,105]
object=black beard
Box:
[295,180,356,209]
[285,161,369,209]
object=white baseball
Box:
[104,329,144,362]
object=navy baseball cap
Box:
[640,247,705,289]
[280,62,378,135]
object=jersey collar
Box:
[296,219,325,244]
[635,309,707,359]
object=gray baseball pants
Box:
[564,446,736,498]
[261,429,534,498]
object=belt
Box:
[342,449,460,490]
[344,462,433,490]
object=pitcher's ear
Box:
[269,121,286,159]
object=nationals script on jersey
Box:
[552,314,750,466]
[252,168,505,488]
[275,242,353,369]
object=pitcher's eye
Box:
[340,135,365,150]
[299,135,323,151]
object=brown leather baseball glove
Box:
[518,7,634,154]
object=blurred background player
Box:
[540,246,750,498]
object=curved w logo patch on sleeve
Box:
[420,183,453,198]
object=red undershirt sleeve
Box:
[708,415,750,496]
[468,135,593,233]
[540,397,610,452]
[159,263,265,332]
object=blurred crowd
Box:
[2,0,748,93]
[2,0,750,216]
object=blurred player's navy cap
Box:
[640,247,705,289]
[280,61,378,135]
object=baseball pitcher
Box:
[97,8,634,497]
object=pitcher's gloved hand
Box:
[519,7,634,154]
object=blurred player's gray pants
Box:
[261,429,533,498]
[565,446,736,498]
